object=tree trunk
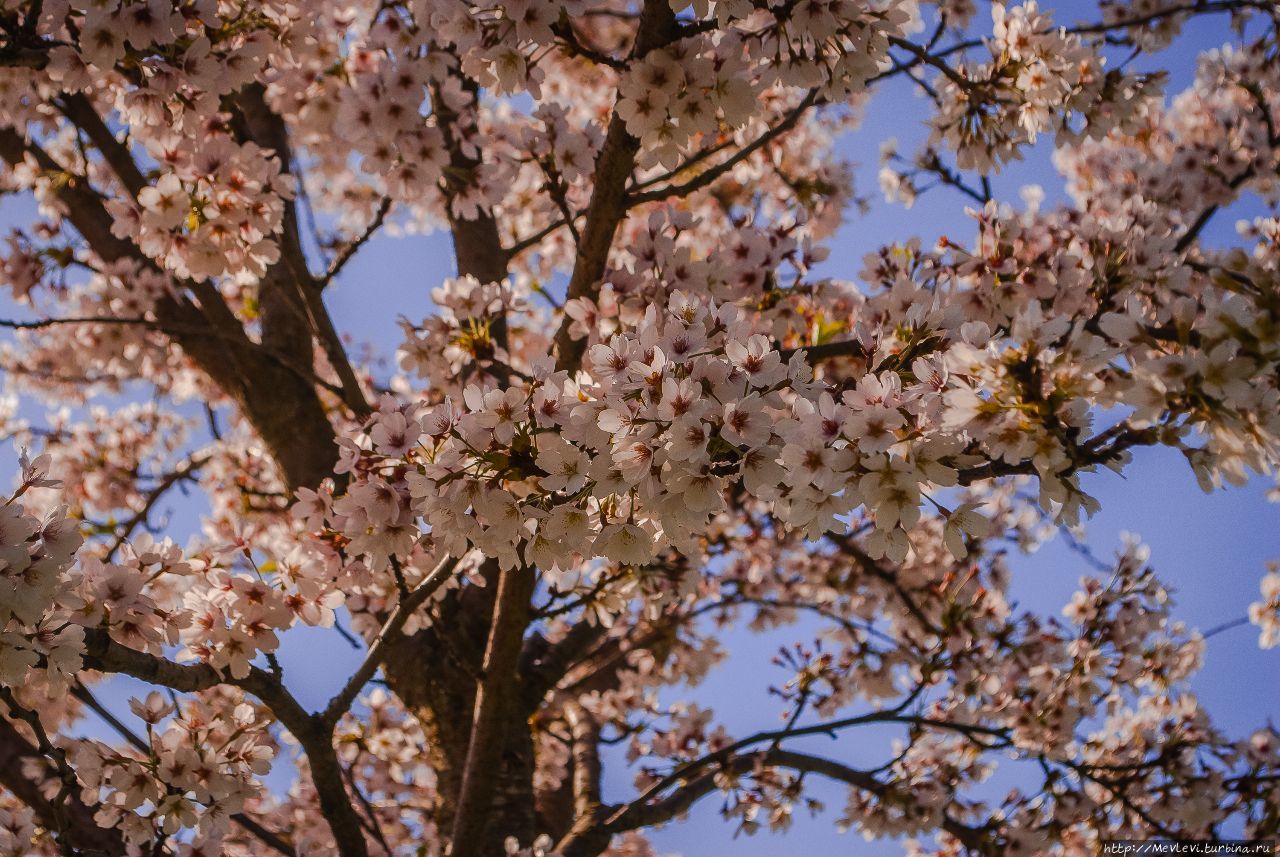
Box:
[380,569,539,853]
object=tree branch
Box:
[626,89,820,206]
[80,629,370,857]
[519,620,610,712]
[558,747,987,856]
[0,314,153,330]
[887,36,973,90]
[569,706,602,820]
[55,92,147,199]
[955,426,1161,486]
[448,564,538,857]
[550,0,679,372]
[320,196,392,288]
[1173,166,1259,253]
[69,681,298,857]
[779,337,867,364]
[321,554,459,727]
[100,455,208,560]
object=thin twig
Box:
[321,554,459,726]
[320,197,392,288]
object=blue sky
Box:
[0,3,1277,854]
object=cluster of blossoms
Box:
[0,467,198,848]
[1251,562,1280,650]
[203,0,914,239]
[0,804,40,857]
[1,0,301,284]
[341,278,996,584]
[1,403,191,520]
[0,453,82,691]
[44,0,274,75]
[0,447,346,686]
[332,166,1280,586]
[927,2,1163,172]
[1060,39,1280,234]
[0,0,1236,323]
[119,139,295,284]
[272,11,452,216]
[328,690,442,848]
[0,257,183,400]
[399,274,530,391]
[614,44,760,171]
[69,690,275,850]
[0,458,354,853]
[1097,0,1206,51]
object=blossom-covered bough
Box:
[1,0,1279,853]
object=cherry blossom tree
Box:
[1,0,1279,853]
